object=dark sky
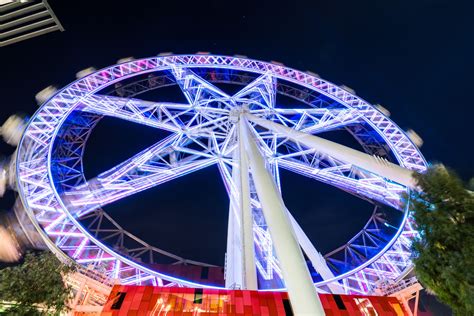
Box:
[1,1,471,313]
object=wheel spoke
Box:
[266,107,363,134]
[233,73,276,110]
[79,93,232,139]
[276,157,406,210]
[170,66,233,109]
[79,94,194,132]
[64,133,218,217]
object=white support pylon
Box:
[239,115,325,315]
[238,123,258,290]
[246,113,416,188]
[225,149,244,289]
[225,201,243,288]
[288,211,345,294]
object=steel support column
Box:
[225,149,244,288]
[238,123,258,290]
[288,211,345,294]
[239,115,325,315]
[246,113,416,188]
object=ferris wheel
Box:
[13,54,427,303]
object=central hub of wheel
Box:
[229,104,249,123]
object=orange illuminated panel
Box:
[98,286,411,315]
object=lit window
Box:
[354,298,378,316]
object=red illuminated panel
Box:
[98,286,411,315]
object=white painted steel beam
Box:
[288,212,345,294]
[238,123,258,290]
[224,150,244,288]
[246,113,416,188]
[239,116,325,315]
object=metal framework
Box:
[16,55,427,298]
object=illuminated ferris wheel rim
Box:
[16,54,426,292]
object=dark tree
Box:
[410,165,474,315]
[0,251,75,315]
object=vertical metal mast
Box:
[238,123,258,290]
[239,115,325,315]
[225,148,244,288]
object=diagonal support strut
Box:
[239,115,325,315]
[246,113,416,188]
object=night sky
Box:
[1,1,472,313]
